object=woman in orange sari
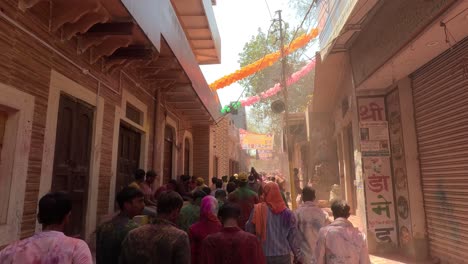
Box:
[246,182,304,264]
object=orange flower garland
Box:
[209,28,319,91]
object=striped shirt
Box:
[246,207,303,260]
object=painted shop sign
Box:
[239,129,274,150]
[363,156,397,245]
[358,97,398,249]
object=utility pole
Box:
[276,10,297,210]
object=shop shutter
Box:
[411,37,468,263]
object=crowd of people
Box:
[0,167,371,264]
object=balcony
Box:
[122,0,222,121]
[171,0,221,65]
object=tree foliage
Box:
[238,23,315,134]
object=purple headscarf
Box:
[200,196,220,223]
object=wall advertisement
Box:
[358,97,398,250]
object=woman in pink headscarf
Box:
[188,195,222,264]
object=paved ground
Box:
[371,255,407,264]
[346,215,429,264]
[370,254,430,264]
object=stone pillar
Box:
[308,112,340,200]
[397,77,429,260]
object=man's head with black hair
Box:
[331,200,351,219]
[215,179,223,189]
[37,192,72,230]
[116,187,145,218]
[218,202,241,225]
[193,190,207,205]
[215,189,227,201]
[168,179,178,191]
[221,175,228,182]
[211,177,218,185]
[135,169,146,182]
[302,186,316,202]
[229,176,236,183]
[181,175,190,182]
[145,170,157,184]
[226,182,237,194]
[157,191,183,223]
[202,186,212,196]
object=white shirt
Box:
[0,231,92,264]
[315,218,371,264]
[295,201,330,263]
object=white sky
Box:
[201,0,297,107]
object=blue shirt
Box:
[246,207,302,260]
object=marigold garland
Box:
[220,59,317,112]
[210,28,319,91]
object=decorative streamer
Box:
[210,28,319,91]
[240,59,316,107]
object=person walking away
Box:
[188,196,222,264]
[192,177,208,193]
[246,182,303,264]
[178,190,207,231]
[177,175,192,200]
[226,182,237,194]
[154,179,178,200]
[0,192,92,264]
[295,187,331,264]
[229,175,237,184]
[120,191,189,264]
[215,189,227,209]
[202,186,212,196]
[210,177,219,191]
[128,168,146,190]
[277,178,290,208]
[228,173,259,230]
[141,170,158,207]
[247,175,261,194]
[314,200,370,264]
[201,203,265,264]
[221,175,229,191]
[211,178,223,196]
[189,176,197,191]
[293,168,302,203]
[95,187,144,264]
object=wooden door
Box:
[163,126,174,184]
[52,95,93,238]
[116,124,141,194]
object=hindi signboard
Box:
[363,156,398,246]
[360,121,390,156]
[358,97,397,250]
[239,129,274,150]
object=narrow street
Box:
[0,0,467,263]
